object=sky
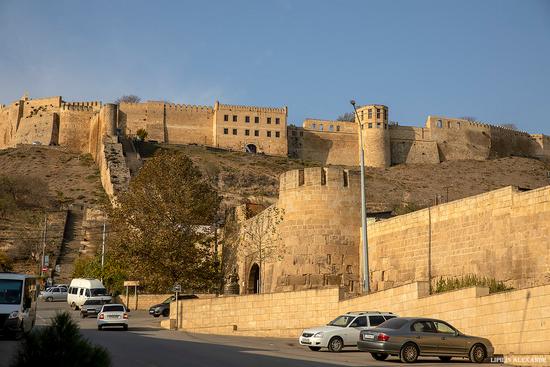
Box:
[1,0,549,134]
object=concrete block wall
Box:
[171,282,550,359]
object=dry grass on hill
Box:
[139,143,550,212]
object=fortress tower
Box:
[356,104,390,168]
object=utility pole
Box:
[101,215,106,282]
[350,100,369,294]
[40,213,48,277]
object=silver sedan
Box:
[357,317,494,363]
[38,286,68,302]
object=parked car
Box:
[80,299,110,318]
[148,294,198,318]
[357,317,494,363]
[39,286,68,302]
[299,311,397,352]
[97,304,129,330]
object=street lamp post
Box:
[350,100,369,294]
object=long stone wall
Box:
[169,282,550,361]
[368,185,550,291]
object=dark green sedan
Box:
[357,317,494,363]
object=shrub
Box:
[434,275,512,294]
[10,312,111,367]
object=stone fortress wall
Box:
[1,94,549,169]
[229,167,550,298]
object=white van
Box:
[0,272,38,338]
[67,278,112,310]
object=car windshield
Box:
[162,296,174,304]
[0,279,22,305]
[328,315,355,327]
[90,288,108,296]
[378,318,408,330]
[103,305,125,312]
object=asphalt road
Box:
[0,301,499,367]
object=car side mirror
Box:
[24,299,31,309]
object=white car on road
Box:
[97,304,129,331]
[299,311,397,352]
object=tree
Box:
[0,250,13,272]
[107,151,222,293]
[238,206,284,293]
[114,95,141,104]
[336,112,355,122]
[11,312,111,367]
[135,128,148,141]
[459,116,478,122]
[499,123,518,130]
[73,254,127,295]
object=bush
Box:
[11,312,111,367]
[434,275,512,294]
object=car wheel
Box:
[308,346,321,352]
[71,302,76,309]
[123,325,128,331]
[81,313,87,319]
[97,325,102,331]
[400,343,419,363]
[162,309,169,317]
[469,344,486,363]
[46,296,53,302]
[154,314,160,318]
[439,356,452,362]
[372,352,389,361]
[328,336,344,352]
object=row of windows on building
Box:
[436,120,461,128]
[367,122,389,129]
[310,123,342,132]
[223,114,281,124]
[361,108,387,121]
[223,128,281,138]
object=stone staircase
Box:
[119,134,142,177]
[54,208,85,284]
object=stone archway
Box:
[245,144,257,154]
[247,263,260,294]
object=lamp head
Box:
[350,100,356,106]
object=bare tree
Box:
[459,116,478,122]
[499,123,518,130]
[336,112,355,122]
[238,206,284,293]
[114,95,141,104]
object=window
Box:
[85,289,91,297]
[255,116,259,123]
[102,305,125,312]
[245,129,250,136]
[254,130,259,137]
[368,123,372,128]
[223,128,228,135]
[267,117,272,124]
[299,131,303,137]
[267,131,272,137]
[312,123,316,129]
[329,125,334,132]
[411,321,436,333]
[275,131,280,138]
[245,116,250,123]
[457,121,461,128]
[368,109,372,119]
[232,128,237,135]
[319,125,324,131]
[328,315,355,327]
[52,288,60,293]
[233,115,237,122]
[224,114,228,122]
[379,318,408,330]
[350,316,367,328]
[434,321,456,334]
[275,117,280,124]
[292,130,297,136]
[336,126,340,132]
[376,108,381,119]
[369,315,386,327]
[377,122,381,128]
[343,170,348,187]
[437,119,443,128]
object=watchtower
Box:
[356,104,390,168]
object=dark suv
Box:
[148,294,198,317]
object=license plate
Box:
[302,338,311,344]
[108,315,119,319]
[364,334,375,340]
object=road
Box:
[1,301,497,367]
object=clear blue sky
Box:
[1,0,549,134]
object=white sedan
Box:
[97,304,129,331]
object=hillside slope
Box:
[139,143,550,212]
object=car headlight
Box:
[9,311,20,319]
[313,332,324,338]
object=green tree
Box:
[108,151,221,293]
[135,128,148,141]
[0,250,13,272]
[73,254,127,295]
[11,312,111,367]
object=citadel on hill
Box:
[1,94,549,168]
